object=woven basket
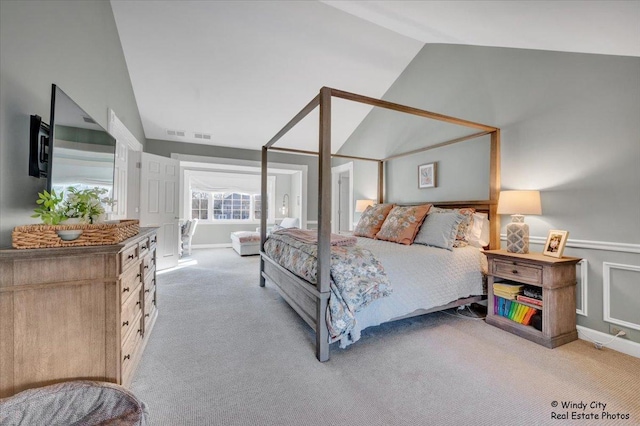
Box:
[12,220,140,249]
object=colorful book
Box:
[508,301,516,320]
[517,294,543,307]
[523,308,537,325]
[517,305,529,323]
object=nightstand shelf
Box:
[484,250,582,348]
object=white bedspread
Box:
[340,238,487,347]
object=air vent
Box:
[82,116,96,124]
[166,129,186,137]
[194,132,212,140]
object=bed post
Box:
[489,130,501,250]
[316,87,332,362]
[260,146,268,287]
[377,161,384,203]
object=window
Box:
[191,191,270,222]
[212,192,251,220]
[186,171,275,224]
[192,191,209,220]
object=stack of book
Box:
[493,296,538,326]
[493,282,524,300]
[492,282,539,326]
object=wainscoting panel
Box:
[603,262,640,331]
[576,259,588,317]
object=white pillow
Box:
[279,217,300,228]
[468,212,490,248]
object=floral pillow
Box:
[354,204,394,239]
[375,204,432,245]
[430,207,475,247]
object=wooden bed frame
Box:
[260,87,501,361]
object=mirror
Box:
[48,85,116,204]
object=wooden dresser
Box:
[0,228,158,398]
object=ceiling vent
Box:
[82,116,96,124]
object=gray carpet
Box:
[131,248,640,426]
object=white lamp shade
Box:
[497,191,542,215]
[355,199,374,213]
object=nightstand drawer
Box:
[492,259,542,285]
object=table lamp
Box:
[497,190,542,254]
[355,199,374,213]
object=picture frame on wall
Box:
[543,230,569,258]
[418,162,437,189]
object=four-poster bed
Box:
[260,87,501,361]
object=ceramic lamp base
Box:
[506,216,529,254]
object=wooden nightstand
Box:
[484,250,582,348]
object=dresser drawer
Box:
[142,254,154,279]
[121,314,143,382]
[144,287,156,326]
[120,244,139,273]
[149,233,158,249]
[492,259,542,285]
[138,238,150,259]
[121,264,142,304]
[121,287,143,342]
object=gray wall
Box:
[0,0,145,248]
[339,44,640,344]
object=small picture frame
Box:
[418,162,437,189]
[543,230,569,258]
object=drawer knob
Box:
[145,313,150,318]
[141,245,147,250]
[145,289,150,293]
[127,254,135,260]
[122,321,129,326]
[123,287,129,293]
[144,265,149,269]
[136,301,141,306]
[512,270,519,274]
[123,354,130,361]
[137,273,141,278]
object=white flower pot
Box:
[56,217,84,241]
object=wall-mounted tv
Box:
[30,84,117,197]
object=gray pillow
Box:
[414,212,465,251]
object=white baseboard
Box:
[191,243,232,249]
[577,325,640,358]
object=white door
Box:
[331,162,353,233]
[140,152,180,271]
[111,140,128,220]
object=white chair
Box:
[181,219,198,256]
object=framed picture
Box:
[543,230,569,258]
[418,162,437,189]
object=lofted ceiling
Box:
[110,1,639,153]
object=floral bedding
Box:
[263,232,392,342]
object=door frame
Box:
[331,162,353,233]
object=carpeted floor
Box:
[131,248,640,426]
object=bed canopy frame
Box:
[260,87,501,361]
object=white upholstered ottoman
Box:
[230,231,261,256]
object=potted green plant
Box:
[63,187,112,224]
[31,189,66,225]
[32,187,115,241]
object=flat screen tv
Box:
[36,84,117,196]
